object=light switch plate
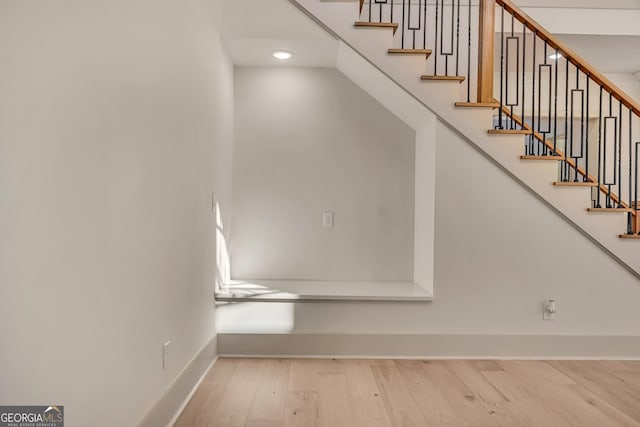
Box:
[322,212,334,228]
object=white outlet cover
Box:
[543,300,556,320]
[163,341,171,370]
[322,212,334,228]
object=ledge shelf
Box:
[215,280,433,302]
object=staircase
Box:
[292,0,640,275]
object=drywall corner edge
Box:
[414,119,437,294]
[336,40,436,294]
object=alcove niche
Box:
[216,53,436,302]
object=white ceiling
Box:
[557,35,640,74]
[223,37,338,67]
[220,0,338,67]
[219,0,640,75]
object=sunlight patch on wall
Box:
[215,302,296,333]
[215,199,231,292]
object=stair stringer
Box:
[291,0,640,278]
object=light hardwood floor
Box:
[174,358,640,427]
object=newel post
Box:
[477,0,495,103]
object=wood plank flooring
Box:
[174,358,640,427]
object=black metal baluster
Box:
[584,74,590,182]
[521,24,526,128]
[570,69,576,176]
[497,6,504,129]
[507,12,517,130]
[439,0,454,75]
[571,68,583,182]
[553,48,559,156]
[423,0,427,50]
[455,0,460,77]
[433,0,439,75]
[402,0,406,49]
[596,86,603,207]
[369,0,372,22]
[635,142,640,233]
[412,0,422,49]
[445,10,448,75]
[618,101,623,208]
[416,0,422,50]
[538,42,551,156]
[466,0,471,102]
[391,0,394,24]
[444,0,455,75]
[605,93,614,208]
[408,0,415,49]
[539,42,545,155]
[628,110,633,233]
[449,0,455,54]
[530,30,537,153]
[563,57,569,180]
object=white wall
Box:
[606,73,640,104]
[0,0,233,426]
[335,41,438,291]
[218,119,640,336]
[231,66,415,281]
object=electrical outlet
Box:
[322,212,334,228]
[543,299,556,320]
[163,341,171,370]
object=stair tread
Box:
[388,48,432,56]
[520,155,565,160]
[354,21,399,33]
[455,102,500,108]
[488,128,532,135]
[619,234,640,239]
[553,181,599,187]
[588,208,634,213]
[420,75,465,82]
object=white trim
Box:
[216,280,432,302]
[138,336,218,427]
[214,354,640,361]
[218,333,640,359]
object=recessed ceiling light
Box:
[273,51,293,60]
[548,53,562,60]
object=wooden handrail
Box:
[495,0,640,117]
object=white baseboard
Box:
[218,333,640,360]
[138,335,218,427]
